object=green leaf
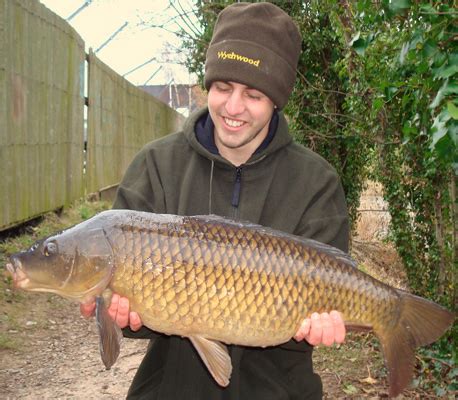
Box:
[349,31,360,46]
[429,80,448,109]
[419,4,436,14]
[431,51,447,69]
[433,133,454,160]
[447,102,458,120]
[430,114,448,148]
[422,40,438,60]
[352,38,368,56]
[401,94,410,108]
[435,387,446,397]
[389,0,411,13]
[342,383,359,395]
[430,80,453,109]
[385,86,398,101]
[400,42,409,64]
[433,63,458,79]
[445,82,458,95]
[373,98,384,111]
[392,0,411,7]
[450,53,458,66]
[419,4,439,22]
[449,121,458,146]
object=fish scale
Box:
[7,209,454,396]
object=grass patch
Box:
[0,199,110,258]
[0,332,20,350]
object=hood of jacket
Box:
[183,107,293,168]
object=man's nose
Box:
[225,91,245,115]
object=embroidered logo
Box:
[217,51,260,67]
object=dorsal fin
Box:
[191,214,358,268]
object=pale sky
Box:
[39,0,198,85]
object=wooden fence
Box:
[86,50,183,193]
[0,0,184,231]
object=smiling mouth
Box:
[224,117,245,128]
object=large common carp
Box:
[5,210,454,397]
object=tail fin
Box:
[377,292,454,397]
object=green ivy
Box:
[286,0,375,230]
[330,0,457,389]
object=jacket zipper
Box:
[231,167,243,219]
[229,156,267,219]
[231,167,243,210]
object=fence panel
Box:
[86,50,184,194]
[0,0,85,230]
[0,1,185,231]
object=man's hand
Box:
[80,293,143,331]
[293,310,346,346]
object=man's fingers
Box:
[330,310,346,344]
[320,312,335,346]
[106,294,130,328]
[80,302,96,318]
[79,294,139,331]
[129,312,143,332]
[115,297,130,328]
[298,311,347,346]
[305,312,322,346]
[107,293,120,321]
[294,318,311,341]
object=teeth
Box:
[5,263,29,288]
[224,117,244,127]
[6,263,15,274]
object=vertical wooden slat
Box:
[0,0,8,228]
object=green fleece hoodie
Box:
[114,107,349,399]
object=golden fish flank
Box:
[6,209,454,397]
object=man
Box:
[82,3,349,399]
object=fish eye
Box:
[43,242,58,257]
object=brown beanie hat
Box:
[204,2,301,110]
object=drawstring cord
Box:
[209,159,215,214]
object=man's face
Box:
[207,81,275,165]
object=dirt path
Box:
[0,293,147,399]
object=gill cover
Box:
[57,226,115,300]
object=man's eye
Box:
[247,93,261,100]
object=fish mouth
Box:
[5,261,30,288]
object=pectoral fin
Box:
[189,335,232,387]
[95,295,123,369]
